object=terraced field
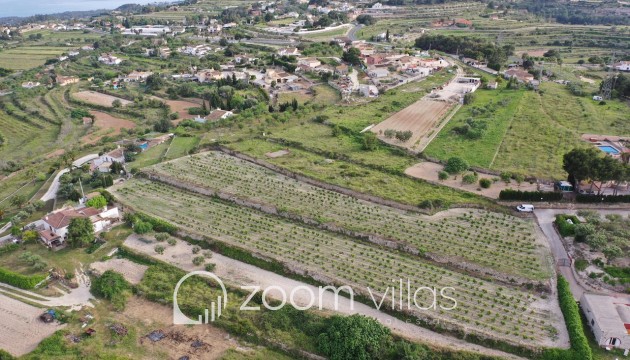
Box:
[112,178,565,348]
[143,151,551,281]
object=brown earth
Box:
[81,111,135,144]
[73,91,132,107]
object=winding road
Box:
[534,208,630,300]
[40,154,98,201]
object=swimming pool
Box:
[598,145,620,155]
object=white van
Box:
[516,204,535,212]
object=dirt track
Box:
[124,234,529,360]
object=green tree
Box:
[318,315,391,360]
[134,221,153,234]
[86,195,107,209]
[91,270,130,310]
[444,157,469,174]
[563,148,600,187]
[145,74,164,91]
[112,99,122,108]
[362,132,378,151]
[67,217,94,248]
[342,47,362,67]
[154,118,172,133]
[10,195,26,209]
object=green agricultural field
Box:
[129,141,171,171]
[145,151,551,280]
[425,82,630,179]
[228,138,492,208]
[163,135,199,160]
[113,178,563,348]
[0,46,69,70]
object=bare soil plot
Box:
[152,97,202,123]
[405,161,538,199]
[81,111,135,144]
[90,258,148,285]
[73,91,132,107]
[120,296,235,360]
[265,149,290,158]
[371,100,452,151]
[0,292,64,357]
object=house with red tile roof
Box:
[34,206,120,248]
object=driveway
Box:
[40,154,98,201]
[534,208,630,300]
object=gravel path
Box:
[124,234,528,360]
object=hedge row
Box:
[555,215,580,237]
[543,276,592,360]
[135,212,178,234]
[576,194,630,203]
[499,189,563,201]
[0,267,47,289]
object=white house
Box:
[21,81,41,89]
[359,84,379,98]
[123,71,153,82]
[91,148,125,173]
[298,57,322,69]
[614,61,630,72]
[122,25,172,37]
[36,206,120,248]
[207,109,234,121]
[98,53,122,65]
[368,68,389,78]
[278,47,301,56]
[581,293,630,350]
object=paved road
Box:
[40,154,98,201]
[347,23,364,41]
[534,208,630,300]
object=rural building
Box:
[33,206,120,248]
[21,81,40,89]
[614,61,630,72]
[504,68,534,83]
[121,25,172,36]
[454,18,473,27]
[56,75,79,87]
[368,68,390,78]
[359,84,379,98]
[487,82,498,89]
[98,53,122,65]
[278,47,301,56]
[581,293,630,350]
[123,71,153,82]
[206,109,234,121]
[91,148,125,173]
[298,57,322,69]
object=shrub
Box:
[555,215,580,237]
[462,173,478,184]
[479,178,492,188]
[155,232,169,242]
[574,259,588,272]
[134,221,153,234]
[167,238,177,246]
[192,256,205,266]
[576,194,630,203]
[444,157,469,174]
[205,263,216,272]
[91,270,130,311]
[574,223,595,242]
[192,246,201,254]
[438,171,449,181]
[0,267,46,289]
[547,276,592,360]
[154,245,165,254]
[499,189,563,201]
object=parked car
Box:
[579,189,595,195]
[516,204,535,212]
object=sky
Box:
[0,0,157,17]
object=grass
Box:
[129,141,171,171]
[425,82,630,179]
[229,138,493,208]
[0,46,69,70]
[163,135,199,160]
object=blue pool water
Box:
[598,145,620,155]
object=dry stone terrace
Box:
[112,178,565,348]
[142,151,551,281]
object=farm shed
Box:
[581,293,630,350]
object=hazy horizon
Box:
[0,0,158,17]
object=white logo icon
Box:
[173,271,228,324]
